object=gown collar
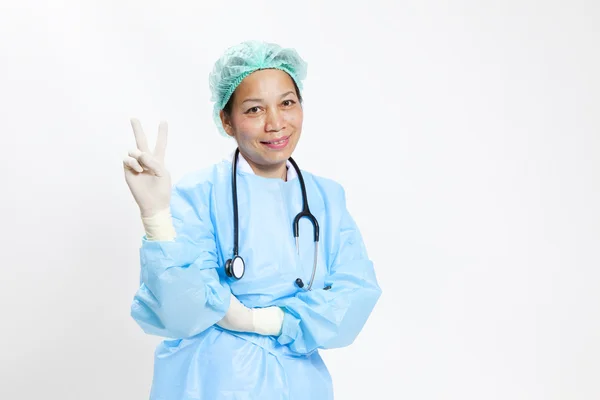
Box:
[226,149,298,181]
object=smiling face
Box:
[220,69,303,179]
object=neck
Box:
[242,154,287,181]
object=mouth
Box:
[261,135,291,150]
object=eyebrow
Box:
[241,91,296,104]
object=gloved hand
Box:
[252,305,285,336]
[123,118,175,240]
[217,294,284,336]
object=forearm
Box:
[132,240,232,339]
[276,259,382,354]
[133,203,231,338]
[140,208,283,337]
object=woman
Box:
[123,40,382,400]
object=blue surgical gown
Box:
[130,158,382,399]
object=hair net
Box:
[209,40,308,137]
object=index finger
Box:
[130,118,150,152]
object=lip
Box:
[261,135,290,150]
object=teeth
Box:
[268,138,286,144]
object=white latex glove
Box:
[217,294,284,336]
[123,118,175,240]
[252,304,285,336]
[139,207,176,241]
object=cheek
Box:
[285,109,303,126]
[233,116,264,140]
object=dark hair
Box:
[222,75,303,117]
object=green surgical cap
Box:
[209,40,308,137]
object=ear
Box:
[219,110,235,137]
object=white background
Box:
[1,0,599,399]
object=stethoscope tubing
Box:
[228,148,320,290]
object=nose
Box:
[265,107,284,132]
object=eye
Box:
[282,99,296,107]
[245,106,262,114]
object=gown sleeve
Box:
[276,186,382,354]
[130,179,232,339]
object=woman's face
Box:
[220,69,303,175]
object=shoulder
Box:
[301,171,360,236]
[171,160,230,203]
[302,170,347,200]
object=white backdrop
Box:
[1,1,599,399]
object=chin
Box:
[262,153,291,165]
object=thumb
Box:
[131,151,166,177]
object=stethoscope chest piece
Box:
[225,255,245,280]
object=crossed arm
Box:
[130,184,381,354]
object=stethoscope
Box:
[224,148,320,291]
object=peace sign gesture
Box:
[123,118,172,218]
